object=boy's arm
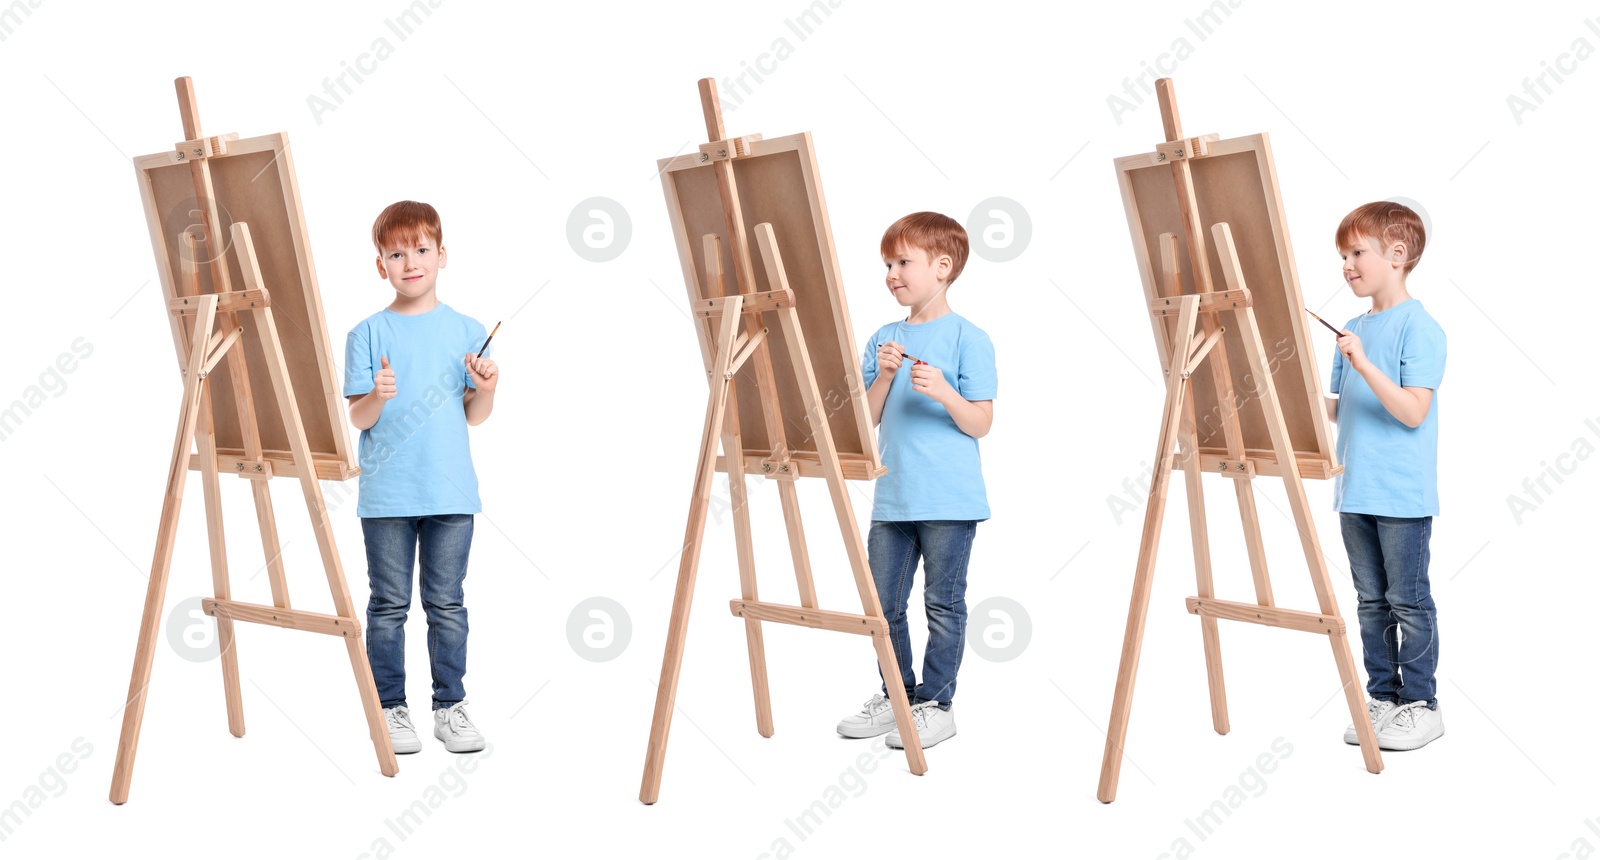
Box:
[1361,372,1432,428]
[945,397,994,438]
[867,373,892,426]
[1324,396,1338,424]
[349,391,384,430]
[1336,329,1433,428]
[935,329,998,439]
[863,338,900,427]
[908,355,995,438]
[343,329,389,431]
[463,353,498,426]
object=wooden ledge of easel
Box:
[1195,456,1256,479]
[694,288,793,317]
[1176,451,1340,480]
[189,448,358,481]
[227,459,274,480]
[1150,133,1219,165]
[170,289,271,315]
[730,600,887,637]
[716,452,886,481]
[173,132,239,162]
[1186,597,1344,637]
[697,134,762,163]
[1150,288,1250,317]
[204,598,361,638]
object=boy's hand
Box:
[909,361,955,405]
[1336,330,1370,373]
[876,341,905,379]
[465,353,498,392]
[373,356,397,400]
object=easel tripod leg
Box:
[262,312,397,777]
[1179,399,1228,735]
[195,385,246,738]
[722,380,774,738]
[641,300,743,803]
[1099,298,1200,803]
[110,298,218,805]
[1223,293,1383,775]
[768,302,926,775]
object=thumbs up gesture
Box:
[373,355,397,400]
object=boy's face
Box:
[375,231,446,299]
[1339,233,1404,299]
[882,245,951,309]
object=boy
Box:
[835,212,997,750]
[344,200,499,754]
[1324,200,1446,751]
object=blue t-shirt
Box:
[860,312,997,522]
[342,304,489,518]
[1329,298,1446,517]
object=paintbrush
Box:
[1304,308,1343,337]
[477,321,501,358]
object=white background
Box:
[1,1,1596,857]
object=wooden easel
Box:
[1097,79,1383,803]
[639,80,926,804]
[110,79,396,804]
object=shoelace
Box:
[387,708,414,731]
[862,694,890,715]
[1368,700,1393,722]
[911,702,940,729]
[446,702,476,732]
[1386,702,1425,731]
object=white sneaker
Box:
[1377,701,1444,751]
[1343,699,1396,745]
[887,700,956,749]
[433,700,486,753]
[836,693,897,739]
[384,706,421,755]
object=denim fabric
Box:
[362,514,474,711]
[868,520,977,711]
[1340,513,1438,709]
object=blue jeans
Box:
[868,520,977,711]
[1339,513,1438,709]
[362,514,474,711]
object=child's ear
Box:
[1388,241,1407,268]
[438,244,447,268]
[935,253,953,280]
[375,255,386,278]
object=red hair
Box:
[372,200,443,251]
[1335,201,1425,275]
[881,212,969,285]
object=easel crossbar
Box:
[203,598,361,638]
[1185,597,1344,636]
[729,600,887,636]
[170,289,270,316]
[694,288,793,317]
[1150,288,1250,317]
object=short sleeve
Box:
[957,329,998,401]
[1329,345,1345,395]
[860,332,880,390]
[1399,320,1446,390]
[343,324,373,397]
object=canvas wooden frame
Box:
[1114,133,1338,480]
[135,128,356,481]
